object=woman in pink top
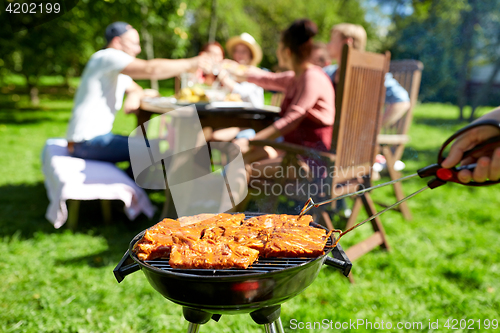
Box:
[232,19,335,176]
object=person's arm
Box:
[441,107,500,182]
[123,80,145,114]
[245,70,295,92]
[121,54,210,80]
[234,72,328,154]
[233,124,281,154]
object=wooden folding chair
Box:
[174,76,181,95]
[269,92,284,107]
[244,45,391,270]
[321,45,391,264]
[377,60,423,220]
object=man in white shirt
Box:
[66,21,208,163]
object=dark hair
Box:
[281,19,318,63]
[201,41,225,58]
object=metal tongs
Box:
[299,119,500,246]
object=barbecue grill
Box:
[114,213,352,333]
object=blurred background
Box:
[1,1,500,332]
[0,0,499,119]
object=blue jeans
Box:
[72,133,131,163]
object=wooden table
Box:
[137,98,280,218]
[138,98,280,131]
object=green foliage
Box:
[383,0,500,105]
[0,0,373,89]
[187,0,373,68]
[0,0,191,90]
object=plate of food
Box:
[176,86,210,104]
[207,101,253,109]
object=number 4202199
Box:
[444,318,498,330]
[6,2,61,14]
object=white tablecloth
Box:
[42,138,156,228]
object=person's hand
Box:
[221,59,239,69]
[123,94,141,114]
[221,59,250,82]
[233,138,250,154]
[194,52,212,73]
[441,125,500,183]
[143,89,160,98]
[218,69,236,91]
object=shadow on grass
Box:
[413,116,465,128]
[442,269,482,290]
[401,147,440,163]
[0,115,60,125]
[0,182,164,266]
[0,108,71,125]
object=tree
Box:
[381,0,500,121]
[0,0,190,104]
[186,0,373,69]
[0,0,372,104]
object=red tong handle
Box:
[417,119,500,188]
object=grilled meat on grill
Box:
[169,234,260,269]
[134,213,329,268]
[178,213,216,226]
[264,227,330,258]
[133,218,181,260]
[243,214,313,229]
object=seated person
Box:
[309,42,331,68]
[66,21,208,165]
[218,33,265,108]
[196,41,225,86]
[323,23,411,127]
[230,19,335,179]
[210,33,265,141]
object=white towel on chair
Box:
[42,138,156,228]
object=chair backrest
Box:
[384,60,423,135]
[332,44,391,184]
[269,92,284,107]
[174,76,181,95]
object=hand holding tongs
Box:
[300,119,500,246]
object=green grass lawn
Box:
[0,85,499,333]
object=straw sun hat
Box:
[226,33,263,66]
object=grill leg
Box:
[187,322,201,333]
[251,306,284,333]
[274,317,284,333]
[183,307,211,333]
[263,318,284,333]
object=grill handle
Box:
[323,256,352,277]
[114,249,140,283]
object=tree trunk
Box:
[456,6,477,121]
[469,57,500,121]
[208,0,217,43]
[141,5,158,91]
[458,105,465,122]
[24,74,39,106]
[29,85,39,106]
[64,73,71,89]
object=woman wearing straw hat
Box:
[211,33,265,141]
[218,33,264,108]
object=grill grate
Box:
[142,227,334,277]
[145,257,315,276]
